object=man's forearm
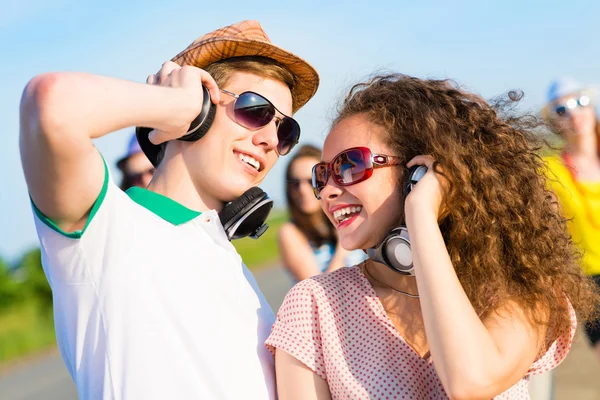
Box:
[20,71,197,144]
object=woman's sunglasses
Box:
[311,147,401,199]
[128,167,155,186]
[554,95,591,117]
[220,89,300,155]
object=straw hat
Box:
[171,19,319,113]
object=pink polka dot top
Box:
[266,266,575,399]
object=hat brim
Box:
[171,37,319,113]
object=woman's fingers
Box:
[407,155,436,169]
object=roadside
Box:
[554,330,600,400]
[2,263,600,400]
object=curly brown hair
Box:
[334,73,599,341]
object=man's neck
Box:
[146,158,224,213]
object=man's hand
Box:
[145,61,221,145]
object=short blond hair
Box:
[204,56,295,93]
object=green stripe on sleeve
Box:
[31,157,109,239]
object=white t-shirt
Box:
[32,164,276,399]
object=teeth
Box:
[333,206,362,223]
[237,153,260,171]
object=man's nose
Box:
[251,121,278,152]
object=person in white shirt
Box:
[19,20,319,400]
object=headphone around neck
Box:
[135,86,274,241]
[366,164,428,275]
[219,187,274,241]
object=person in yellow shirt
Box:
[543,77,600,359]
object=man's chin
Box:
[219,182,256,203]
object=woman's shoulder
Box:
[278,221,306,243]
[314,263,364,282]
[278,266,368,322]
[279,220,300,234]
[288,265,366,298]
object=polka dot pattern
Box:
[266,266,576,399]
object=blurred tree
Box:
[17,248,53,313]
[0,257,21,311]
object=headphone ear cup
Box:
[219,187,273,240]
[179,86,217,142]
[219,188,264,228]
[382,228,413,274]
[367,227,413,275]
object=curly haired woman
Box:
[266,74,598,399]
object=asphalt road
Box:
[1,264,599,400]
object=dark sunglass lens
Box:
[234,93,275,129]
[333,149,367,184]
[277,118,300,155]
[555,106,567,116]
[312,164,328,198]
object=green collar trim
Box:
[126,187,201,225]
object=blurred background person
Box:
[278,144,366,282]
[543,77,600,361]
[116,132,155,190]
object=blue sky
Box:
[1,0,598,262]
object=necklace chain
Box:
[361,261,420,299]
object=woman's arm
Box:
[405,156,547,400]
[278,223,322,281]
[409,210,545,399]
[275,349,332,400]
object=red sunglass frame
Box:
[311,146,401,199]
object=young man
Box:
[19,20,319,399]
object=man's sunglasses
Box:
[554,95,591,117]
[220,89,300,155]
[311,147,401,199]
